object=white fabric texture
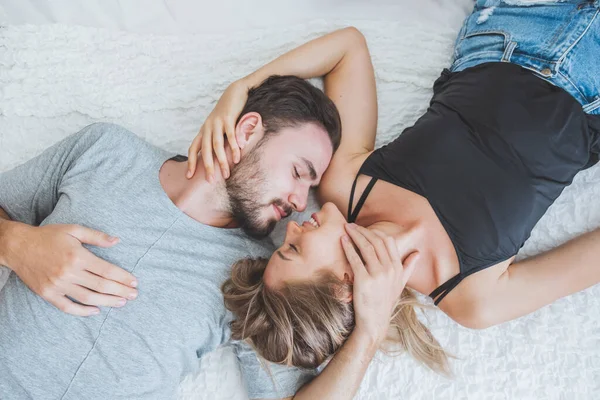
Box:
[1,2,600,399]
[0,0,463,35]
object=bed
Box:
[1,1,599,399]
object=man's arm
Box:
[445,228,600,329]
[0,124,138,315]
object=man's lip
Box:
[274,204,288,220]
[273,205,283,220]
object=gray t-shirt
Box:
[0,123,315,400]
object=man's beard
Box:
[226,143,292,239]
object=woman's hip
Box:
[450,0,600,114]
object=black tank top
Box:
[348,62,600,305]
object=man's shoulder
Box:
[73,122,167,164]
[212,233,274,259]
[189,231,273,265]
[241,236,275,259]
[78,122,146,149]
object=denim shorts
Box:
[451,0,600,114]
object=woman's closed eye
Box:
[289,243,300,254]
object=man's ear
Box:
[236,112,264,153]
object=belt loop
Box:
[583,96,600,114]
[502,41,517,62]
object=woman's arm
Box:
[254,331,377,400]
[240,26,377,157]
[263,330,378,400]
[447,228,600,329]
[187,27,377,179]
[251,225,415,400]
[284,225,417,400]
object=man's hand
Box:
[4,222,138,316]
[341,223,418,345]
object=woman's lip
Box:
[311,213,320,226]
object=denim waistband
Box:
[450,0,600,114]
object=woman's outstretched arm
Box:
[449,228,600,329]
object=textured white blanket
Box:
[1,4,600,399]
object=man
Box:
[0,76,340,399]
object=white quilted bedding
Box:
[1,1,599,399]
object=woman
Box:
[188,1,600,375]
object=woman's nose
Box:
[286,220,302,237]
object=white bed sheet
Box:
[1,1,599,399]
[1,0,462,34]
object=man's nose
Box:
[289,185,310,212]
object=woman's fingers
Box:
[371,229,400,262]
[212,122,230,179]
[201,126,216,182]
[400,251,419,286]
[224,119,240,164]
[371,228,418,286]
[187,133,202,178]
[344,224,390,272]
[343,226,375,273]
[341,235,368,279]
[353,225,392,266]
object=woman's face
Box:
[264,202,354,288]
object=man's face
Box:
[226,122,333,238]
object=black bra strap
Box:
[429,273,466,306]
[347,175,378,223]
[347,175,360,221]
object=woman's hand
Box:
[187,27,375,183]
[187,80,249,182]
[341,223,418,345]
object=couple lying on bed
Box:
[2,1,600,399]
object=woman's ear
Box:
[340,291,353,304]
[236,112,264,152]
[344,272,354,285]
[338,273,353,303]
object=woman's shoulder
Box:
[317,151,372,216]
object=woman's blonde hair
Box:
[222,257,451,374]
